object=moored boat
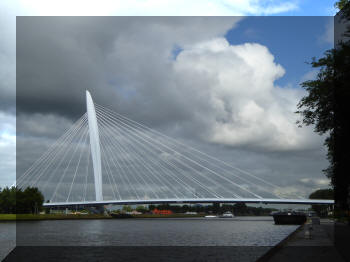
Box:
[272,211,307,225]
[219,211,234,218]
[204,215,217,218]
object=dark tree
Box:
[23,187,44,214]
[296,2,350,211]
[212,202,220,214]
[0,187,16,213]
[309,189,334,217]
[309,188,334,200]
[336,0,350,10]
[233,203,248,215]
[0,186,44,214]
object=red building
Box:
[152,208,173,215]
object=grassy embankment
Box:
[0,213,204,221]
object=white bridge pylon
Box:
[86,90,103,202]
[17,91,334,205]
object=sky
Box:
[0,0,339,200]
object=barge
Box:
[272,211,307,225]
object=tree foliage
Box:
[0,187,44,214]
[297,2,350,209]
[309,188,334,200]
[296,48,337,181]
[335,0,350,10]
[136,205,148,213]
[122,205,132,212]
[309,188,334,217]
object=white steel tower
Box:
[86,90,103,201]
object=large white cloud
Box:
[74,20,322,151]
[170,38,322,151]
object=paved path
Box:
[262,219,346,262]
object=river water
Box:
[1,217,298,261]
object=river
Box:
[1,217,298,261]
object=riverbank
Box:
[0,213,205,221]
[258,219,346,262]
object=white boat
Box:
[219,211,234,218]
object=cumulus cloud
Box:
[171,38,322,151]
[299,178,330,188]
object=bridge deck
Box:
[43,198,334,207]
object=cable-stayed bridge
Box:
[17,91,333,208]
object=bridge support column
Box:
[86,90,103,202]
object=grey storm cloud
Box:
[15,16,330,198]
[16,17,239,121]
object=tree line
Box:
[0,187,44,214]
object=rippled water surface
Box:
[14,217,297,246]
[0,222,16,261]
[2,217,300,261]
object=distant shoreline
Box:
[0,213,207,221]
[0,213,277,221]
